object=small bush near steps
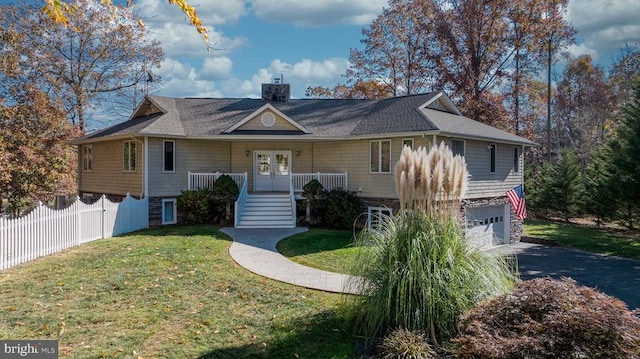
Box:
[453,277,640,359]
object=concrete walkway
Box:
[222,228,640,309]
[221,227,361,294]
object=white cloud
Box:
[137,0,247,26]
[137,0,249,58]
[199,57,234,80]
[269,58,350,81]
[152,56,350,99]
[249,0,386,27]
[567,0,640,64]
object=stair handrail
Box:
[234,172,248,227]
[289,175,296,227]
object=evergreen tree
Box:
[608,80,640,229]
[532,148,584,221]
[584,145,617,227]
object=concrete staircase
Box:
[235,193,295,228]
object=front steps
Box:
[235,193,295,228]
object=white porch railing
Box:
[234,173,249,228]
[289,176,297,227]
[291,172,348,192]
[188,172,247,190]
[188,172,348,193]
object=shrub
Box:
[321,188,362,229]
[453,277,640,359]
[211,175,239,221]
[303,179,324,224]
[347,210,516,344]
[176,189,210,224]
[345,144,516,346]
[379,328,436,359]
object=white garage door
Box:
[465,205,510,248]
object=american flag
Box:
[506,185,527,220]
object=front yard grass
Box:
[524,219,640,260]
[276,229,360,275]
[0,225,357,358]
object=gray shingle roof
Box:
[77,92,536,146]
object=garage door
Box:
[465,205,509,248]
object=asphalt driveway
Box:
[489,242,640,309]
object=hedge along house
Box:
[74,82,536,247]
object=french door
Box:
[254,151,291,192]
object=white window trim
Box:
[402,138,414,150]
[513,146,520,173]
[82,145,93,172]
[370,139,392,174]
[489,143,497,174]
[162,198,177,225]
[163,139,175,173]
[452,139,466,157]
[367,206,393,231]
[123,140,137,173]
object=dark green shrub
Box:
[379,328,436,359]
[176,189,210,224]
[454,277,640,359]
[321,188,362,229]
[211,175,239,221]
[302,179,324,224]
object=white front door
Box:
[254,151,291,192]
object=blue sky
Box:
[137,0,640,104]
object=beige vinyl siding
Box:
[148,138,232,197]
[312,136,430,199]
[78,138,144,197]
[235,110,301,132]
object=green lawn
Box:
[277,221,640,276]
[524,219,640,260]
[0,225,357,358]
[276,229,361,275]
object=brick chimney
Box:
[261,75,290,102]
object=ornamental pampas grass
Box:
[394,142,469,215]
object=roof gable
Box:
[224,103,310,134]
[419,92,462,115]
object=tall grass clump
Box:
[346,143,516,346]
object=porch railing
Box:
[188,171,247,191]
[291,172,348,192]
[234,173,249,227]
[188,172,348,193]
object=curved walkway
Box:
[221,227,361,294]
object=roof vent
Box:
[262,74,290,102]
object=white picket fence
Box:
[0,194,149,271]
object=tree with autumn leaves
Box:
[0,0,164,215]
[0,90,79,217]
[326,0,575,133]
[1,0,163,132]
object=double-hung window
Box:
[452,139,465,157]
[489,143,497,173]
[123,140,137,172]
[82,145,93,172]
[370,140,392,173]
[163,140,175,172]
